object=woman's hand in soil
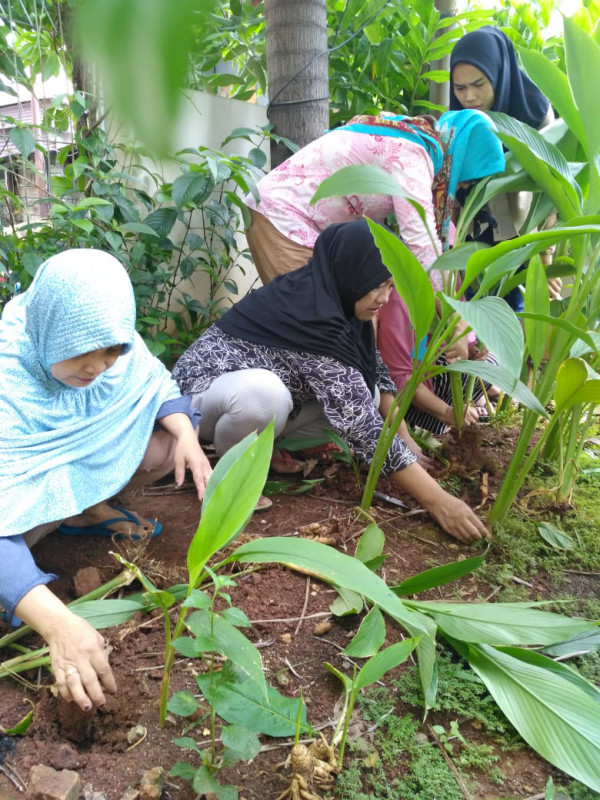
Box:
[391,462,488,543]
[160,412,212,500]
[426,491,487,543]
[15,585,117,711]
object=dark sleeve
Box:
[0,535,57,626]
[375,348,397,395]
[156,395,201,428]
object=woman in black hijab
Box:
[450,26,561,309]
[173,220,487,544]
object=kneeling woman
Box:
[173,220,486,544]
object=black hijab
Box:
[217,219,392,393]
[450,26,550,129]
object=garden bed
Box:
[1,424,598,800]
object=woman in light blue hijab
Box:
[0,249,211,711]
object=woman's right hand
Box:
[391,462,489,543]
[15,585,117,711]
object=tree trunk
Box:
[264,0,329,167]
[429,0,458,112]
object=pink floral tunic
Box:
[246,129,443,290]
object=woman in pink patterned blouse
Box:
[245,109,504,287]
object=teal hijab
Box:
[0,249,180,536]
[333,109,505,251]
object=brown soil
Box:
[0,426,573,799]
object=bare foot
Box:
[63,501,154,538]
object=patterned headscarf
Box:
[0,249,180,536]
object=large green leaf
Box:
[196,667,309,736]
[310,164,411,205]
[517,47,587,150]
[344,606,386,658]
[231,537,429,635]
[75,0,204,156]
[444,361,547,416]
[524,256,550,371]
[544,629,600,659]
[355,637,420,690]
[393,552,486,596]
[187,425,273,587]
[72,598,146,629]
[555,358,600,410]
[565,16,600,162]
[442,295,523,378]
[185,610,267,697]
[490,112,581,219]
[406,601,596,646]
[456,642,600,792]
[368,219,435,347]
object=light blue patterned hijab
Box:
[0,249,180,536]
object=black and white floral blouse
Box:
[172,325,416,476]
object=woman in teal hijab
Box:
[0,249,212,712]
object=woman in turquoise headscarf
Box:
[0,249,212,712]
[244,108,505,287]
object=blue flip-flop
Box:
[57,504,163,540]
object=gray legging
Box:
[190,368,332,456]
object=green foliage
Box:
[0,113,270,365]
[336,694,465,800]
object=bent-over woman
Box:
[173,220,487,545]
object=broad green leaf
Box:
[464,224,600,289]
[517,47,587,150]
[555,358,593,410]
[215,784,238,800]
[433,242,490,273]
[222,724,261,764]
[75,0,202,156]
[544,628,600,659]
[458,642,600,792]
[186,610,267,697]
[143,208,178,237]
[72,598,146,629]
[565,16,600,161]
[221,606,251,628]
[196,670,309,736]
[73,197,112,209]
[118,222,160,237]
[344,606,386,658]
[443,295,523,378]
[524,256,550,371]
[355,523,385,565]
[393,552,486,596]
[187,425,273,587]
[9,127,35,157]
[414,611,439,710]
[520,313,597,353]
[368,219,435,347]
[406,601,596,646]
[192,765,220,795]
[310,164,410,205]
[231,537,429,635]
[169,762,197,780]
[330,587,364,616]
[490,112,581,218]
[537,523,575,551]
[444,361,547,416]
[167,690,199,717]
[356,637,420,690]
[172,172,212,208]
[71,219,94,233]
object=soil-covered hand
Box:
[15,585,117,711]
[426,491,488,544]
[391,462,489,544]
